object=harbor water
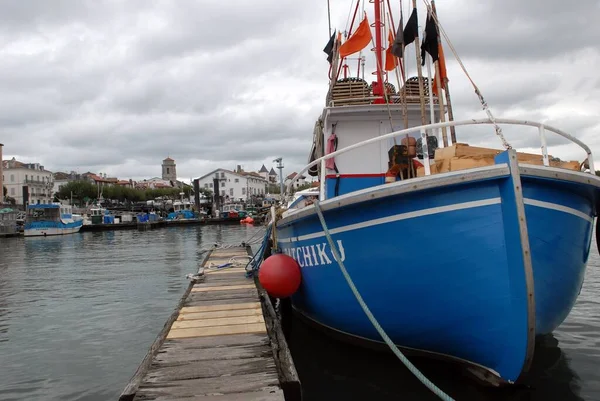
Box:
[0,225,598,400]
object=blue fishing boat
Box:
[24,203,83,237]
[264,0,600,388]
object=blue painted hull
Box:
[24,220,83,237]
[276,165,597,383]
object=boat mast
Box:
[431,0,457,143]
[372,0,385,102]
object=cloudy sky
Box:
[1,0,599,181]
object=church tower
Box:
[162,157,177,182]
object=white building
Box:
[284,172,307,190]
[52,171,84,195]
[2,158,54,205]
[196,168,268,202]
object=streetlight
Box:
[273,157,284,199]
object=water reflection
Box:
[0,225,262,401]
[288,316,585,401]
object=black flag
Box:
[420,13,439,65]
[323,31,336,63]
[392,7,418,58]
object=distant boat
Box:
[268,0,600,387]
[24,204,83,237]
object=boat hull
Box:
[24,221,83,237]
[276,163,597,384]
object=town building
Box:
[82,172,118,187]
[135,177,175,190]
[196,166,268,202]
[268,167,278,183]
[285,172,307,190]
[258,165,269,181]
[52,171,84,195]
[116,180,134,188]
[2,157,54,205]
[258,165,279,184]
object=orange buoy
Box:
[258,254,302,298]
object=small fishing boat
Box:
[286,187,319,210]
[266,0,600,388]
[24,203,83,237]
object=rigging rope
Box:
[313,200,455,401]
[420,0,511,149]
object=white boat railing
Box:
[285,118,594,196]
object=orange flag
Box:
[339,16,372,58]
[432,42,448,95]
[385,29,398,71]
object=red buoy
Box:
[258,254,302,298]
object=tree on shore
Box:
[56,181,196,206]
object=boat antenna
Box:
[327,0,332,36]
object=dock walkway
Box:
[120,246,300,401]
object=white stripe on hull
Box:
[24,225,82,237]
[523,199,593,223]
[282,198,502,243]
[280,197,592,244]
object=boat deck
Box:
[120,246,300,401]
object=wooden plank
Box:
[180,302,261,313]
[192,284,255,292]
[205,267,246,275]
[191,276,248,285]
[185,288,259,303]
[200,277,249,285]
[135,372,281,398]
[167,322,267,339]
[206,257,249,262]
[160,333,268,349]
[145,357,276,382]
[172,315,264,330]
[208,251,248,255]
[178,308,263,320]
[155,342,271,365]
[135,388,284,401]
[193,279,250,286]
[185,296,261,308]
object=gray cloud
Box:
[0,0,599,182]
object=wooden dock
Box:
[120,246,301,401]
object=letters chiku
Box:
[282,240,346,267]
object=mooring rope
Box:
[313,200,455,401]
[245,223,273,276]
